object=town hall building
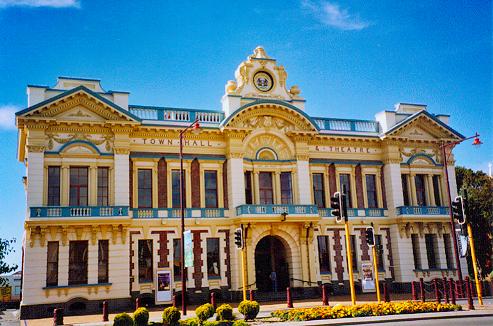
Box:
[16,47,466,318]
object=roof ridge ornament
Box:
[250,46,271,59]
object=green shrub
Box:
[232,321,248,326]
[163,306,181,326]
[215,304,233,321]
[133,307,150,326]
[179,317,200,326]
[238,300,259,320]
[203,321,233,326]
[196,303,215,322]
[114,312,135,326]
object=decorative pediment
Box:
[17,86,139,124]
[244,133,294,160]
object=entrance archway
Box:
[254,236,290,292]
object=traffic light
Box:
[365,227,375,247]
[331,192,344,223]
[234,227,243,249]
[452,196,466,225]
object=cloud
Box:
[0,0,80,9]
[0,105,20,130]
[301,0,370,31]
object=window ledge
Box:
[413,268,457,272]
[320,272,332,275]
[43,282,112,290]
[208,276,222,280]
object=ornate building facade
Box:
[16,47,466,318]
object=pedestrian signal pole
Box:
[367,223,380,303]
[234,227,247,301]
[331,187,356,305]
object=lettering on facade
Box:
[133,139,225,148]
[312,146,379,154]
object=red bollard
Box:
[286,287,293,308]
[210,292,216,309]
[53,308,63,326]
[443,277,449,303]
[456,279,463,298]
[411,281,417,301]
[465,277,474,310]
[102,300,109,322]
[322,284,329,306]
[420,278,425,302]
[433,279,441,303]
[135,297,141,309]
[470,280,475,297]
[172,294,177,307]
[383,282,390,302]
[449,278,456,305]
[249,289,255,301]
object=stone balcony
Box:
[396,206,449,216]
[30,206,129,218]
[131,208,226,219]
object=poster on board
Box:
[361,261,376,293]
[155,269,172,304]
[184,230,193,268]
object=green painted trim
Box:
[310,159,384,166]
[130,152,226,161]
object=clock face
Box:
[254,71,273,92]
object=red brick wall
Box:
[380,166,387,208]
[192,230,207,290]
[222,161,228,209]
[355,165,365,208]
[358,228,371,261]
[382,228,394,279]
[151,230,174,268]
[191,159,200,208]
[129,231,141,291]
[328,164,337,197]
[218,229,231,289]
[328,228,344,282]
[157,158,167,208]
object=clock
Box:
[253,71,273,92]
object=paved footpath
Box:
[18,295,493,326]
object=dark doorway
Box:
[254,236,290,292]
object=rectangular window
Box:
[244,171,253,205]
[280,172,293,204]
[97,167,109,206]
[401,175,410,206]
[317,236,331,273]
[69,167,88,206]
[415,174,427,206]
[432,175,441,206]
[173,239,181,281]
[172,170,186,208]
[443,234,454,269]
[411,234,422,269]
[204,171,218,208]
[340,174,353,208]
[207,238,221,278]
[98,240,109,283]
[138,169,153,208]
[350,235,358,271]
[259,172,273,204]
[425,234,438,269]
[375,235,384,271]
[46,241,59,286]
[69,241,88,285]
[365,174,378,208]
[312,173,326,208]
[47,166,61,206]
[138,239,153,283]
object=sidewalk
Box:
[21,296,493,326]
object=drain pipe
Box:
[305,222,313,285]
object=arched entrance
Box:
[254,236,290,292]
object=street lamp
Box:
[179,118,200,315]
[441,132,481,286]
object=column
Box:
[427,175,435,206]
[226,155,245,210]
[424,175,432,206]
[382,161,404,214]
[61,165,70,206]
[376,171,384,208]
[409,174,417,206]
[217,168,224,208]
[274,171,281,204]
[114,152,130,206]
[89,165,97,206]
[253,171,260,204]
[296,160,311,204]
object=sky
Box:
[0,0,491,268]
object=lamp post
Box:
[179,118,200,315]
[441,132,482,285]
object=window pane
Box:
[312,173,325,208]
[98,240,109,283]
[205,171,218,208]
[97,167,109,206]
[138,169,153,208]
[244,172,253,204]
[340,174,352,208]
[173,239,182,281]
[411,234,422,269]
[365,174,378,208]
[432,175,441,206]
[207,238,220,278]
[280,172,292,204]
[47,167,60,206]
[172,170,185,208]
[401,175,410,206]
[443,234,454,269]
[425,234,438,269]
[138,240,153,283]
[69,241,88,285]
[259,172,273,204]
[317,236,331,273]
[415,175,427,206]
[46,241,59,286]
[70,167,89,206]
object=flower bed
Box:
[271,301,462,321]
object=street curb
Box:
[267,311,493,326]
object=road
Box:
[0,309,19,326]
[356,315,493,326]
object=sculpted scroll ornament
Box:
[245,134,292,160]
[238,115,295,133]
[47,133,114,152]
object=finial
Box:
[253,46,270,59]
